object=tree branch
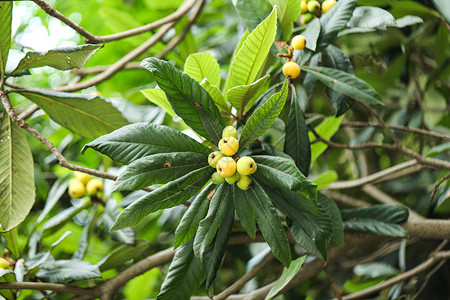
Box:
[0,282,94,297]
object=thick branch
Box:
[0,282,94,296]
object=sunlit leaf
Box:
[0,1,12,77]
[184,52,221,87]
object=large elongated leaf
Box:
[253,155,317,201]
[36,260,101,282]
[82,123,211,165]
[112,167,212,230]
[247,180,291,267]
[226,75,270,114]
[157,240,205,300]
[317,193,343,247]
[174,183,215,248]
[301,18,321,51]
[203,199,234,289]
[193,184,231,260]
[232,186,257,239]
[318,0,357,46]
[344,220,409,238]
[225,7,277,92]
[200,80,230,113]
[239,79,288,149]
[17,90,128,140]
[113,152,208,192]
[232,0,273,31]
[197,105,224,145]
[284,86,311,176]
[10,44,101,75]
[141,58,223,140]
[184,53,221,88]
[269,0,301,40]
[347,6,396,29]
[141,89,176,116]
[103,200,135,245]
[265,255,306,300]
[97,240,151,271]
[301,66,383,106]
[0,2,12,77]
[0,117,35,231]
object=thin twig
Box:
[324,265,342,300]
[74,62,142,76]
[429,173,450,202]
[0,282,94,296]
[31,0,196,44]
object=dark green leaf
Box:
[247,180,291,267]
[10,44,101,75]
[203,198,234,289]
[72,206,96,260]
[265,255,306,300]
[197,105,224,144]
[253,155,317,201]
[112,166,212,230]
[302,53,320,96]
[0,269,16,300]
[113,152,208,192]
[36,260,101,282]
[300,18,321,51]
[174,183,215,248]
[317,193,343,247]
[0,1,12,77]
[341,205,409,224]
[240,79,289,149]
[141,58,223,139]
[232,0,273,31]
[82,123,211,165]
[344,219,409,238]
[97,240,151,272]
[284,86,311,176]
[232,185,257,239]
[318,0,357,46]
[301,66,383,106]
[17,90,129,140]
[157,239,205,300]
[103,200,135,244]
[36,176,69,225]
[193,184,231,260]
[0,117,35,231]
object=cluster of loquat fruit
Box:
[301,0,337,24]
[208,126,257,190]
[68,171,103,199]
[0,256,14,271]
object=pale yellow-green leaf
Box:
[226,75,270,114]
[309,115,343,165]
[141,88,176,116]
[269,0,302,40]
[201,79,230,113]
[184,53,221,88]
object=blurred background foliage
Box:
[2,0,449,298]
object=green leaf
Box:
[36,177,70,225]
[184,53,221,88]
[322,45,355,116]
[232,185,257,239]
[232,0,273,31]
[308,115,343,165]
[225,7,277,92]
[193,184,231,260]
[141,58,224,139]
[203,198,234,289]
[41,202,90,237]
[16,90,129,140]
[0,1,12,77]
[0,117,35,231]
[253,155,317,201]
[10,44,101,75]
[82,123,211,165]
[157,240,205,300]
[200,79,230,113]
[97,240,151,271]
[341,204,409,224]
[284,86,311,176]
[317,193,343,247]
[318,0,357,46]
[425,142,450,158]
[269,0,302,41]
[247,180,291,267]
[432,0,450,24]
[347,6,396,29]
[226,75,270,115]
[312,170,338,189]
[197,105,224,144]
[344,219,409,238]
[265,255,306,300]
[103,200,135,245]
[301,66,383,106]
[141,89,176,116]
[174,183,215,248]
[240,78,289,149]
[112,166,212,230]
[300,18,321,51]
[354,262,399,279]
[0,269,16,300]
[36,260,101,282]
[113,152,208,192]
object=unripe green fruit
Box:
[211,172,226,184]
[208,151,225,168]
[307,0,320,13]
[222,126,238,139]
[301,0,308,13]
[291,35,306,50]
[322,0,336,13]
[0,258,10,270]
[86,178,103,195]
[216,157,237,178]
[301,13,314,24]
[237,175,252,190]
[282,62,301,79]
[74,171,92,185]
[68,179,86,199]
[218,137,239,156]
[225,172,240,185]
[237,156,257,175]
